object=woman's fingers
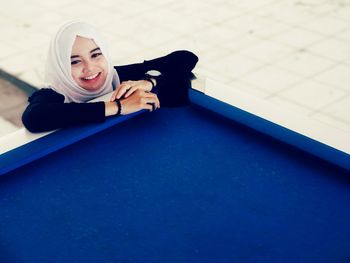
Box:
[111,80,154,101]
[144,103,154,112]
[151,96,160,109]
[143,92,160,109]
[124,86,138,98]
[115,85,128,99]
[113,82,130,99]
[109,91,117,102]
[110,85,125,101]
[115,81,139,100]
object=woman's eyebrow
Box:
[70,48,101,59]
[90,47,101,53]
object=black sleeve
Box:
[22,88,106,133]
[150,50,198,76]
[115,50,199,82]
[146,51,198,107]
[113,50,198,107]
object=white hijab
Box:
[45,20,120,103]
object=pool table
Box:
[0,88,349,263]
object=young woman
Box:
[22,20,198,132]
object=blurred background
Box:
[0,0,349,140]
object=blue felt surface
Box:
[0,111,144,176]
[189,89,350,171]
[0,106,349,263]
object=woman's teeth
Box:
[83,73,99,80]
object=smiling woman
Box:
[21,20,198,132]
[70,40,108,92]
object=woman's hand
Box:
[119,89,160,115]
[110,80,154,102]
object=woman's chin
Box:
[82,85,103,92]
[80,80,106,92]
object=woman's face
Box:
[70,36,108,91]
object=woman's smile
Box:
[81,72,101,81]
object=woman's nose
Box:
[82,60,93,73]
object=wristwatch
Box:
[144,70,162,111]
[145,70,162,78]
[144,70,162,89]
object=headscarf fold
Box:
[45,20,120,103]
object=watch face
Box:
[146,70,162,77]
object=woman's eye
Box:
[92,53,102,58]
[71,60,80,65]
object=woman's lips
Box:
[81,72,101,82]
